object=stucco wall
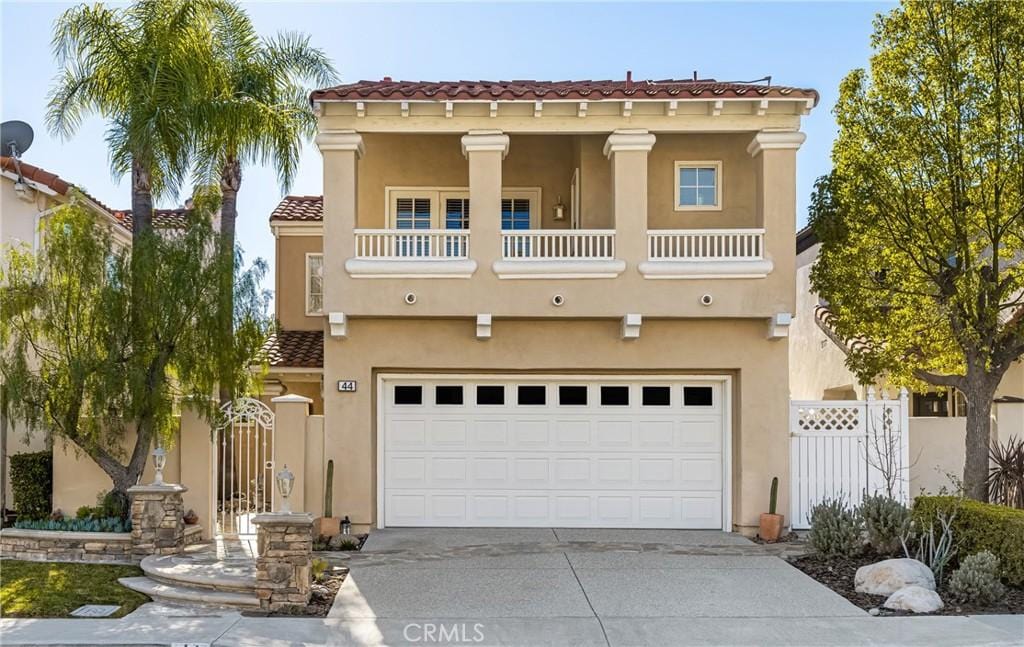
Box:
[321,317,791,533]
[275,235,323,331]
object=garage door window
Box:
[517,385,546,405]
[558,386,588,406]
[600,386,630,406]
[684,386,714,407]
[642,386,671,406]
[476,385,505,405]
[435,385,463,405]
[393,385,422,405]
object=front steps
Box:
[119,552,260,609]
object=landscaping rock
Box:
[855,558,935,595]
[883,585,944,613]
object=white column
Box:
[604,129,656,265]
[462,130,509,271]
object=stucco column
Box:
[605,130,656,267]
[462,130,509,273]
[747,131,805,315]
[316,130,363,313]
[271,394,312,513]
[178,403,214,538]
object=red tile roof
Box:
[1,155,72,195]
[312,77,819,104]
[260,330,324,368]
[270,195,323,222]
[111,208,191,231]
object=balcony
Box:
[493,230,626,279]
[344,229,477,278]
[640,229,773,279]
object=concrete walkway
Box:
[1,529,1022,646]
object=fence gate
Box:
[790,388,909,529]
[215,397,275,536]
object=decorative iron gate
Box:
[215,398,275,535]
[790,388,909,529]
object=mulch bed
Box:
[243,567,348,618]
[790,553,1024,616]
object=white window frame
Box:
[305,252,324,316]
[384,186,542,229]
[673,161,722,212]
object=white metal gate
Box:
[790,388,909,529]
[215,398,275,535]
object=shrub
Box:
[860,493,910,554]
[913,496,1024,586]
[901,509,956,583]
[948,551,1006,605]
[9,451,52,520]
[809,496,863,557]
[311,557,329,583]
[75,506,100,519]
[14,516,130,533]
[987,436,1023,509]
[99,490,130,520]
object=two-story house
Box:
[264,77,818,534]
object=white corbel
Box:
[476,314,492,340]
[400,101,410,117]
[757,99,769,116]
[621,313,642,340]
[665,100,678,116]
[578,101,588,118]
[489,101,498,118]
[767,312,792,340]
[355,102,366,117]
[534,100,543,118]
[329,312,348,339]
[711,100,723,117]
[621,101,633,117]
[445,101,453,118]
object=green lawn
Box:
[0,560,150,618]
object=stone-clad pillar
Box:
[253,512,314,611]
[128,483,188,560]
[605,129,656,268]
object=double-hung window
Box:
[305,253,323,315]
[674,161,722,211]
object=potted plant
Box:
[314,459,341,538]
[759,476,784,542]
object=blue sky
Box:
[2,1,892,297]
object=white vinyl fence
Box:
[790,388,910,529]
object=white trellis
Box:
[215,397,275,536]
[790,388,910,529]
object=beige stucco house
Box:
[261,76,819,535]
[790,226,1024,495]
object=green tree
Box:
[810,1,1024,501]
[0,196,270,497]
[196,3,336,403]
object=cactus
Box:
[324,459,334,518]
[769,477,779,515]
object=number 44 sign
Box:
[337,380,357,392]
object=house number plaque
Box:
[337,380,357,392]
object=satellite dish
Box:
[1,120,34,158]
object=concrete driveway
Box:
[325,528,866,645]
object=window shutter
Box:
[501,198,531,230]
[445,198,470,230]
[395,196,432,229]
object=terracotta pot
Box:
[314,516,341,538]
[759,513,785,542]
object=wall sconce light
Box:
[276,464,295,513]
[151,446,167,486]
[552,196,566,221]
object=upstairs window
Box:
[305,253,323,315]
[386,188,540,230]
[501,198,532,230]
[445,197,470,230]
[675,161,721,211]
[395,196,432,229]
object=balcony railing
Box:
[647,228,765,261]
[354,229,470,259]
[501,230,616,260]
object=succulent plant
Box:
[324,459,334,518]
[948,551,1006,605]
[769,477,779,515]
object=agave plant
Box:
[987,436,1024,509]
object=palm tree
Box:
[198,5,337,403]
[46,1,223,491]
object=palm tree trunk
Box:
[218,156,241,405]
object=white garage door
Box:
[379,376,728,529]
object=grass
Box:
[0,560,150,618]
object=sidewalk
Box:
[1,606,1021,646]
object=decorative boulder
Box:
[855,558,935,595]
[883,586,944,613]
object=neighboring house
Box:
[1,154,192,515]
[264,76,819,534]
[791,225,1024,494]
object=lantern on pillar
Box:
[151,446,167,486]
[276,464,295,513]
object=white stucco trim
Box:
[639,258,774,279]
[603,129,656,158]
[344,258,478,279]
[460,130,510,159]
[746,131,806,157]
[491,259,627,279]
[272,222,323,237]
